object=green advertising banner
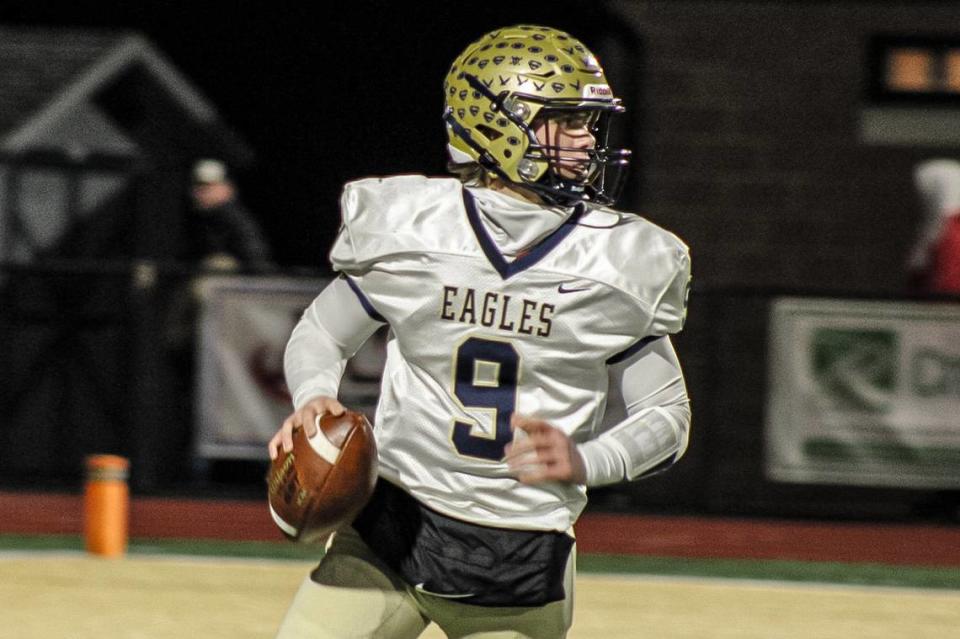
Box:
[766,298,960,488]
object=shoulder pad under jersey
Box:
[572,207,691,335]
[329,175,465,271]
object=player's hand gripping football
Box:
[505,414,587,485]
[268,396,346,460]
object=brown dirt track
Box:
[2,491,959,565]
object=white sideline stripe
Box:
[0,549,315,566]
[0,550,85,559]
[310,416,342,464]
[268,503,299,538]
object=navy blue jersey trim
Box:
[342,275,387,323]
[606,335,662,365]
[461,188,584,279]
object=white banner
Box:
[193,275,386,459]
[766,297,960,488]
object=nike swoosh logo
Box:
[558,282,591,294]
[413,583,475,599]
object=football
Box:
[267,410,377,543]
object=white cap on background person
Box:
[909,159,960,272]
[193,158,228,185]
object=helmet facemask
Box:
[518,102,631,207]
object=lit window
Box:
[870,36,960,100]
[885,48,935,92]
[861,36,960,146]
[945,49,960,93]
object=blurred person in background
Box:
[162,159,276,473]
[166,158,275,349]
[268,25,691,639]
[189,158,274,273]
[908,158,960,294]
[166,157,276,352]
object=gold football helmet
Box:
[444,25,631,206]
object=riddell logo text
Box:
[584,84,612,97]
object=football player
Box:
[268,24,691,638]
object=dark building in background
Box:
[1,3,959,520]
[0,26,252,490]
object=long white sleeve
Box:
[578,336,691,487]
[284,276,384,410]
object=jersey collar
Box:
[461,187,584,279]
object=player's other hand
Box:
[505,414,587,485]
[268,396,346,460]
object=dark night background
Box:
[0,0,622,270]
[6,1,960,521]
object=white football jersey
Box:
[330,175,689,532]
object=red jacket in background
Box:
[928,214,960,294]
